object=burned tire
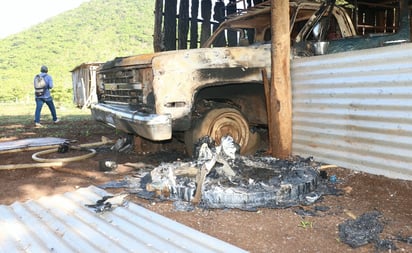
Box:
[145,156,321,210]
[201,163,320,210]
[185,108,260,156]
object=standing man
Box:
[34,65,59,127]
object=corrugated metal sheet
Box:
[0,137,66,152]
[0,186,248,253]
[291,43,412,180]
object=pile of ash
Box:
[142,136,322,210]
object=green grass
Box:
[0,102,91,115]
[0,102,117,141]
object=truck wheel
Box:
[185,108,260,157]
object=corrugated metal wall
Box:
[291,43,412,180]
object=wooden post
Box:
[178,0,190,49]
[190,0,199,49]
[153,0,163,52]
[262,68,273,155]
[164,0,177,51]
[269,0,292,158]
[200,0,212,46]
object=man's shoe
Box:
[54,119,60,124]
[35,122,43,127]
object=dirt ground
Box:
[1,119,411,253]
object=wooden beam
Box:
[153,0,163,52]
[178,0,190,49]
[164,0,177,51]
[200,0,212,45]
[190,0,199,48]
[262,68,273,155]
[269,0,292,158]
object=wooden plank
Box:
[190,0,199,48]
[262,68,273,155]
[164,0,177,51]
[178,0,190,49]
[269,0,292,158]
[200,0,212,45]
[153,0,163,52]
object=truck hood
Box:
[100,49,198,71]
[100,52,156,70]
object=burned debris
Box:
[85,194,129,213]
[338,211,397,251]
[100,136,337,211]
[338,211,384,248]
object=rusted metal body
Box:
[91,43,272,140]
[91,0,412,168]
[91,0,359,142]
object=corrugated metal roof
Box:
[0,137,66,152]
[0,186,248,253]
[70,62,103,72]
[291,42,412,180]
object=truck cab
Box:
[203,0,357,55]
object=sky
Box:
[0,0,90,39]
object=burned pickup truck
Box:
[91,0,410,155]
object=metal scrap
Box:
[85,194,128,213]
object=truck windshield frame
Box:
[203,0,410,53]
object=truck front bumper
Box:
[91,103,172,141]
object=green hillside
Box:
[0,0,154,104]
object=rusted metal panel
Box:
[152,45,271,120]
[291,43,412,180]
[0,186,248,253]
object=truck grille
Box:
[100,67,154,110]
[103,83,143,105]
